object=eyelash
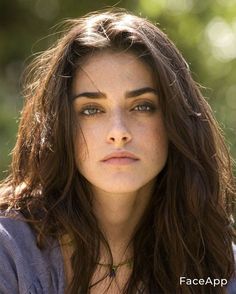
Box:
[79,103,156,117]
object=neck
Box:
[92,181,155,263]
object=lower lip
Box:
[102,157,139,165]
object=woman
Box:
[0,9,235,294]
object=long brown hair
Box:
[0,8,235,293]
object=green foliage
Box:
[0,0,235,179]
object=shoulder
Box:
[0,210,41,260]
[0,210,65,293]
[0,210,35,241]
[0,210,38,292]
[0,210,36,256]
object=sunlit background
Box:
[0,0,235,179]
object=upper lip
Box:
[101,151,139,161]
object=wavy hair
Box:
[0,8,235,293]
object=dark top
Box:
[0,212,236,293]
[0,212,65,293]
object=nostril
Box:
[109,136,128,142]
[107,131,132,144]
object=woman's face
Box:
[72,51,168,194]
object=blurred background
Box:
[0,0,236,179]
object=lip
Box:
[101,151,139,165]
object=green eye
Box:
[133,103,155,112]
[79,102,156,116]
[80,107,102,116]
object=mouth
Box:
[102,157,139,165]
[101,151,139,165]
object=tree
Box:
[0,0,235,178]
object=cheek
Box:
[74,124,103,161]
[143,120,168,158]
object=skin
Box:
[69,50,168,291]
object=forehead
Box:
[71,50,156,93]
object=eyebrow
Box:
[72,87,158,100]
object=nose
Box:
[106,113,132,147]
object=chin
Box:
[92,179,151,194]
[104,187,141,194]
